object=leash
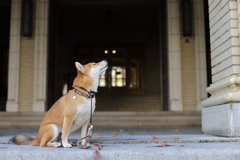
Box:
[74,88,103,160]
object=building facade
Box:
[0,0,207,112]
[0,0,239,135]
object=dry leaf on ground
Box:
[178,145,185,147]
[155,141,165,144]
[157,144,172,147]
[151,135,158,139]
[174,137,179,139]
[112,132,119,137]
[98,136,105,139]
[120,129,125,132]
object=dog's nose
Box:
[104,59,108,62]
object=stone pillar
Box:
[6,0,21,112]
[202,0,240,136]
[167,0,183,111]
[32,0,49,112]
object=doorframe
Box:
[159,0,169,111]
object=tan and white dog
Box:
[12,60,108,148]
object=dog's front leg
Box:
[62,116,74,148]
[81,120,90,145]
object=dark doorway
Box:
[47,0,167,111]
[0,1,11,111]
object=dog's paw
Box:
[54,142,62,147]
[62,142,72,148]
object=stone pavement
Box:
[1,126,240,160]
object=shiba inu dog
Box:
[12,60,108,148]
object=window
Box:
[99,66,126,87]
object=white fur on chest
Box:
[71,98,96,132]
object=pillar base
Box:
[202,103,240,137]
[32,100,46,112]
[6,100,18,112]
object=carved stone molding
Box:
[202,75,240,107]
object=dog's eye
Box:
[93,63,96,65]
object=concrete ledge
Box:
[1,143,240,160]
[1,126,240,160]
[202,103,240,137]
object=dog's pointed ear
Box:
[75,62,85,73]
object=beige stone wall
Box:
[179,0,200,111]
[168,0,206,111]
[181,37,197,111]
[18,37,35,112]
[202,0,240,107]
[209,0,240,83]
[18,1,36,112]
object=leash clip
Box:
[87,124,93,136]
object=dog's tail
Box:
[10,135,39,146]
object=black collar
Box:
[74,88,95,98]
[79,87,97,94]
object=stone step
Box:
[0,111,201,127]
[96,97,161,103]
[96,96,162,111]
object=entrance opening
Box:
[0,1,10,111]
[76,45,145,96]
[48,0,166,111]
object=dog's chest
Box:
[73,98,96,126]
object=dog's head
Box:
[72,60,108,92]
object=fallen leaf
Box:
[105,131,109,133]
[94,133,100,135]
[144,129,149,132]
[157,144,172,147]
[112,132,118,137]
[98,136,105,139]
[120,129,125,132]
[155,141,165,144]
[99,129,104,132]
[178,145,185,147]
[174,137,179,139]
[0,147,7,149]
[151,135,158,139]
[175,129,179,132]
